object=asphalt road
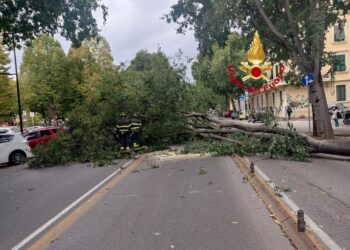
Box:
[252,157,350,249]
[0,161,127,250]
[39,155,292,250]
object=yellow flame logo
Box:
[246,31,266,65]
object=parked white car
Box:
[0,128,33,165]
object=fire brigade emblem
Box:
[239,31,272,82]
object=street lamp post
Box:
[10,33,24,134]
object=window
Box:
[335,54,346,72]
[265,92,269,107]
[336,85,346,101]
[261,95,264,106]
[275,65,279,76]
[0,135,14,143]
[270,69,273,80]
[26,131,40,140]
[272,92,275,106]
[279,91,283,107]
[334,22,346,42]
[41,130,51,136]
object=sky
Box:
[9,0,199,81]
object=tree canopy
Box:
[0,0,107,47]
[192,33,246,102]
[67,35,115,102]
[20,34,71,123]
[0,42,16,123]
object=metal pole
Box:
[297,210,306,232]
[308,87,311,135]
[308,104,311,135]
[12,34,23,134]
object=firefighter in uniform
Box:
[115,112,131,151]
[130,114,142,148]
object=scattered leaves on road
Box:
[232,221,239,224]
[208,181,213,185]
[132,170,140,173]
[142,165,160,171]
[273,219,281,225]
[273,185,292,197]
[153,232,161,236]
[198,167,207,175]
[198,168,207,175]
[170,245,175,249]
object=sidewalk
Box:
[278,119,350,137]
[251,157,350,249]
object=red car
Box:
[224,110,233,118]
[24,127,62,149]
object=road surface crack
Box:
[306,181,350,209]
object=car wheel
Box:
[9,151,25,165]
[344,118,350,125]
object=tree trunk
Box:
[309,71,334,139]
[185,112,350,156]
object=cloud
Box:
[9,0,198,80]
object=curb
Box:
[232,155,324,250]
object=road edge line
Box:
[253,163,342,250]
[232,155,323,249]
[11,159,134,250]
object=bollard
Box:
[250,162,255,174]
[297,210,306,232]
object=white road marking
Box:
[185,190,222,195]
[252,162,342,250]
[11,160,134,250]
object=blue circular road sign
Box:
[300,73,314,87]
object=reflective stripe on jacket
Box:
[130,118,142,132]
[116,118,131,134]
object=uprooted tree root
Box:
[184,112,350,157]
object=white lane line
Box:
[251,161,342,250]
[12,160,134,250]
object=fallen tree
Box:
[185,112,350,157]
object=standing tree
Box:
[20,34,71,124]
[0,0,107,47]
[0,42,16,123]
[127,50,191,145]
[192,33,246,109]
[166,0,350,139]
[67,36,115,102]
